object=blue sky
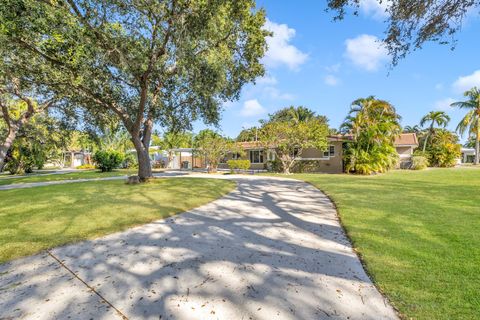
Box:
[193,0,480,141]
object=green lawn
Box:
[284,168,479,320]
[0,169,136,186]
[0,178,235,263]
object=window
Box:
[323,145,335,158]
[232,153,241,160]
[249,150,264,163]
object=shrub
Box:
[227,159,250,172]
[93,150,124,172]
[76,164,96,170]
[122,153,138,169]
[411,155,428,170]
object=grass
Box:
[0,178,235,263]
[0,169,136,186]
[279,168,479,320]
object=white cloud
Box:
[434,98,456,111]
[344,34,388,71]
[241,99,266,117]
[324,75,340,86]
[263,19,308,70]
[359,0,391,19]
[256,75,278,85]
[262,86,295,100]
[453,70,480,93]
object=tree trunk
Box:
[475,133,479,165]
[132,136,152,181]
[0,125,19,172]
[422,133,429,152]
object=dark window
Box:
[249,150,264,163]
[323,145,335,158]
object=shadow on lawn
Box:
[0,177,396,320]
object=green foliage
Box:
[259,106,330,174]
[194,129,240,172]
[93,150,124,172]
[341,96,401,174]
[236,127,259,142]
[452,87,480,164]
[418,129,461,167]
[419,111,450,152]
[411,155,428,170]
[267,106,327,124]
[76,164,95,170]
[227,159,250,172]
[3,113,69,173]
[122,153,138,169]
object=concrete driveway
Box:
[0,175,398,320]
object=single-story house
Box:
[218,135,348,173]
[62,150,92,168]
[163,133,418,173]
[218,133,419,173]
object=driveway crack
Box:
[46,250,128,320]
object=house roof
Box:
[236,135,352,150]
[394,133,418,147]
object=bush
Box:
[93,150,124,172]
[227,159,250,172]
[122,153,138,169]
[76,164,96,170]
[411,155,428,170]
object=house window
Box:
[232,153,241,160]
[292,148,299,158]
[323,145,335,158]
[249,150,264,163]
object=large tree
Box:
[419,111,450,152]
[258,107,330,174]
[0,41,58,171]
[327,0,479,65]
[193,129,239,173]
[451,87,480,165]
[0,0,268,181]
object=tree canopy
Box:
[258,106,330,174]
[451,87,480,164]
[341,96,401,174]
[0,0,268,180]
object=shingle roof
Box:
[394,133,418,146]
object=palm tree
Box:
[419,111,450,152]
[341,96,401,174]
[403,125,421,133]
[451,87,480,165]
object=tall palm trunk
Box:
[475,121,480,165]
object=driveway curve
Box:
[0,175,398,320]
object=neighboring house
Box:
[460,148,476,163]
[394,133,419,168]
[62,150,92,168]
